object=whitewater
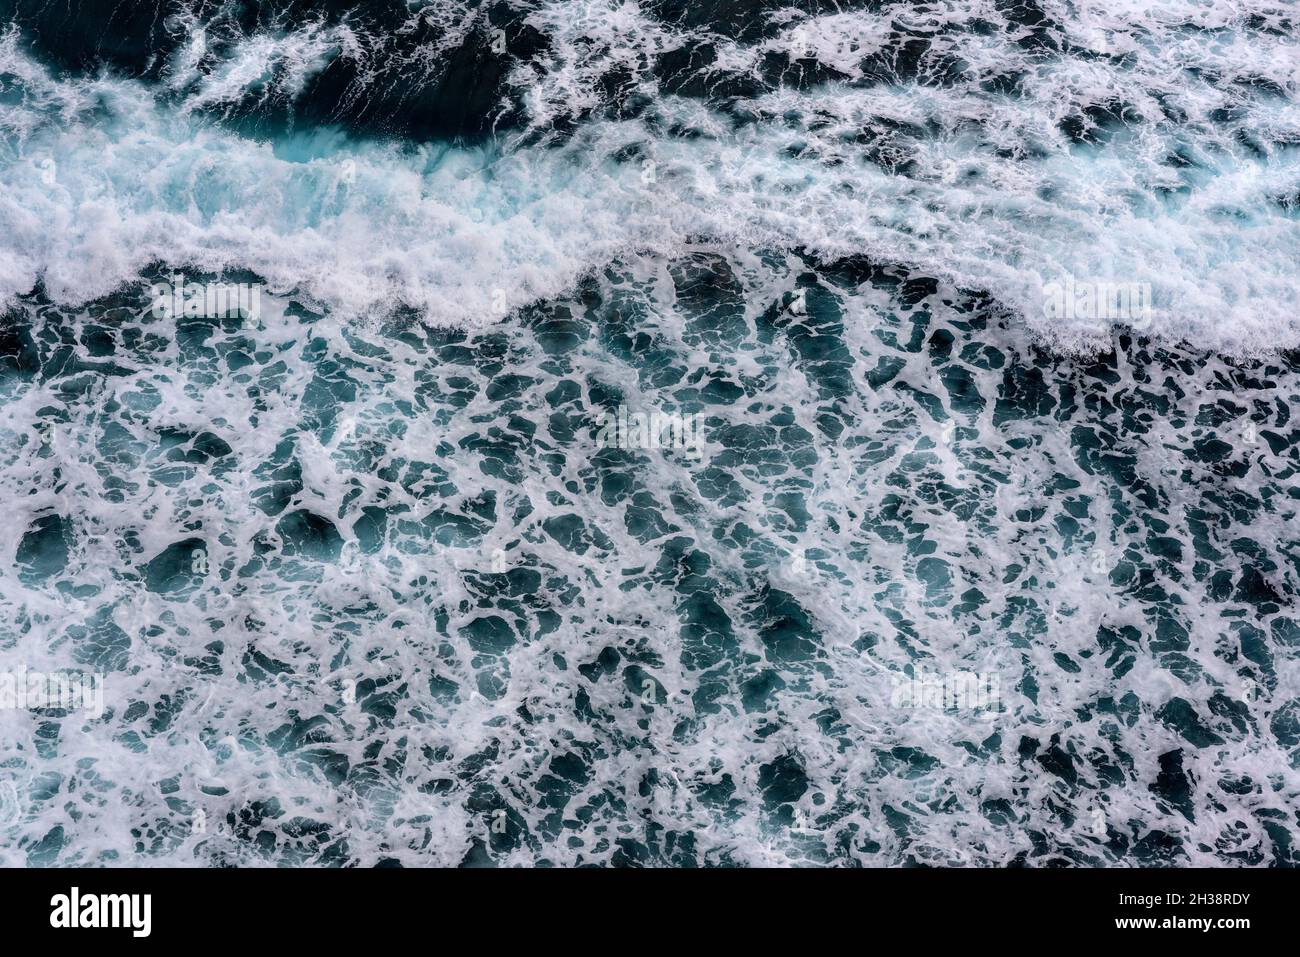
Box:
[0,0,1297,866]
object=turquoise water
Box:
[1,0,1298,866]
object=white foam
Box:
[1,4,1298,354]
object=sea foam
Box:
[0,4,1297,353]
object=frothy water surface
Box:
[1,0,1297,866]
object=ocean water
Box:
[0,0,1297,867]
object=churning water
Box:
[0,0,1298,866]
